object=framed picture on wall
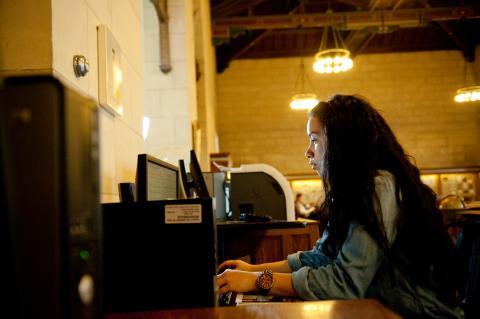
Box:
[98,24,123,117]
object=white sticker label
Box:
[165,204,202,224]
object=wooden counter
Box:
[106,299,401,319]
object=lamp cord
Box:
[469,62,479,85]
[293,48,304,93]
[320,0,347,52]
[293,28,316,94]
[463,61,479,87]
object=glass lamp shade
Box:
[454,86,480,103]
[289,93,320,110]
[313,48,353,74]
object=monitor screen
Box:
[178,150,210,199]
[136,154,179,201]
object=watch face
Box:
[256,270,273,291]
[257,273,273,289]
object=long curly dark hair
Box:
[310,94,460,295]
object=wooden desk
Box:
[217,220,320,263]
[106,299,401,319]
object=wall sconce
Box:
[73,55,89,77]
[97,24,124,116]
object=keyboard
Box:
[238,213,272,222]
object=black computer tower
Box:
[102,198,217,313]
[0,76,100,318]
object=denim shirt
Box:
[287,171,464,319]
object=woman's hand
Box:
[216,269,258,294]
[217,259,255,273]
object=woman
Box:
[216,95,464,318]
[294,193,315,218]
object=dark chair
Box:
[448,219,480,319]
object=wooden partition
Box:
[217,221,320,264]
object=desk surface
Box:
[106,299,401,319]
[217,219,315,230]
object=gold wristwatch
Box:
[255,269,274,295]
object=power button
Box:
[78,274,95,306]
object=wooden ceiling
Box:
[211,0,480,72]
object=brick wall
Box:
[1,0,145,203]
[217,50,480,176]
[143,0,196,171]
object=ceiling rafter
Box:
[211,0,480,72]
[212,6,478,31]
[212,0,268,18]
[215,1,301,73]
[347,0,407,57]
[421,0,475,61]
[344,0,383,58]
[212,0,238,17]
[231,30,274,60]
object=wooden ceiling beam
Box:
[420,1,474,61]
[438,21,474,61]
[336,0,370,8]
[212,6,479,31]
[231,30,273,60]
[212,0,239,17]
[212,0,268,18]
[348,0,406,56]
[345,0,385,57]
[215,2,301,72]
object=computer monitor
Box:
[136,154,179,201]
[178,159,190,198]
[178,150,210,199]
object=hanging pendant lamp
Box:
[455,62,480,103]
[290,56,319,111]
[313,15,353,75]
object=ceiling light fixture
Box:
[313,15,353,74]
[290,56,319,111]
[455,62,480,103]
[454,86,480,103]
